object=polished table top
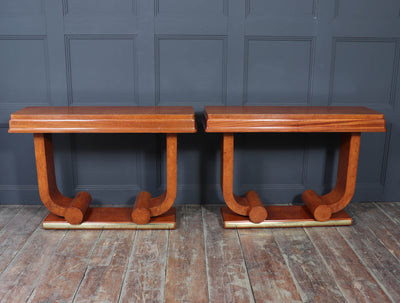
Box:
[9,106,197,133]
[204,106,386,133]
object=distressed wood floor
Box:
[0,203,399,302]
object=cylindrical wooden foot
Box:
[302,189,332,222]
[245,191,268,223]
[64,191,92,225]
[131,191,152,225]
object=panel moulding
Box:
[379,123,392,186]
[234,134,310,191]
[0,185,38,191]
[0,35,51,106]
[242,36,316,106]
[62,0,137,16]
[333,0,339,18]
[0,0,44,15]
[75,185,141,191]
[334,0,400,19]
[70,134,144,192]
[154,0,228,17]
[64,34,138,106]
[328,37,399,108]
[245,0,318,18]
[239,184,306,190]
[154,34,228,106]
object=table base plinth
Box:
[221,206,352,228]
[43,207,176,230]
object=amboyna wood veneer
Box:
[204,106,386,228]
[9,106,197,229]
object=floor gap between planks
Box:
[0,203,398,302]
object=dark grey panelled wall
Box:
[1,1,400,205]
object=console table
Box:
[9,106,196,229]
[204,106,386,228]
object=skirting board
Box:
[43,207,176,230]
[221,206,352,228]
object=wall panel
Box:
[155,35,227,106]
[71,134,143,204]
[335,0,399,18]
[235,133,308,203]
[155,0,227,16]
[0,0,43,15]
[0,0,399,204]
[0,36,50,109]
[65,35,137,105]
[246,0,316,17]
[63,0,135,15]
[329,38,398,107]
[244,37,315,105]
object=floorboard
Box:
[0,212,65,302]
[0,203,398,303]
[27,230,101,303]
[350,203,400,261]
[0,206,46,275]
[273,227,346,302]
[165,205,208,302]
[119,230,168,303]
[73,230,135,303]
[0,206,22,231]
[203,206,254,303]
[376,202,400,225]
[306,226,391,302]
[238,228,301,302]
[338,204,400,301]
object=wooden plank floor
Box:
[0,203,399,303]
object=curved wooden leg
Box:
[131,191,152,224]
[302,132,361,221]
[34,133,91,224]
[131,133,177,224]
[221,133,267,223]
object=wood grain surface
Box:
[213,107,385,226]
[338,204,400,301]
[350,203,400,261]
[0,204,398,302]
[28,230,100,302]
[0,217,66,302]
[9,106,197,133]
[274,228,346,302]
[306,226,391,302]
[0,207,46,274]
[165,206,208,302]
[204,106,386,132]
[238,228,302,302]
[119,230,169,302]
[202,206,254,303]
[0,206,21,231]
[12,107,186,227]
[73,230,135,303]
[377,202,400,225]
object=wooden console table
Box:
[9,106,196,229]
[204,106,386,228]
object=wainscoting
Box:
[1,1,399,205]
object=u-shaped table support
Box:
[131,133,177,224]
[221,133,268,223]
[34,133,92,225]
[34,133,177,226]
[221,132,361,224]
[302,132,361,221]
